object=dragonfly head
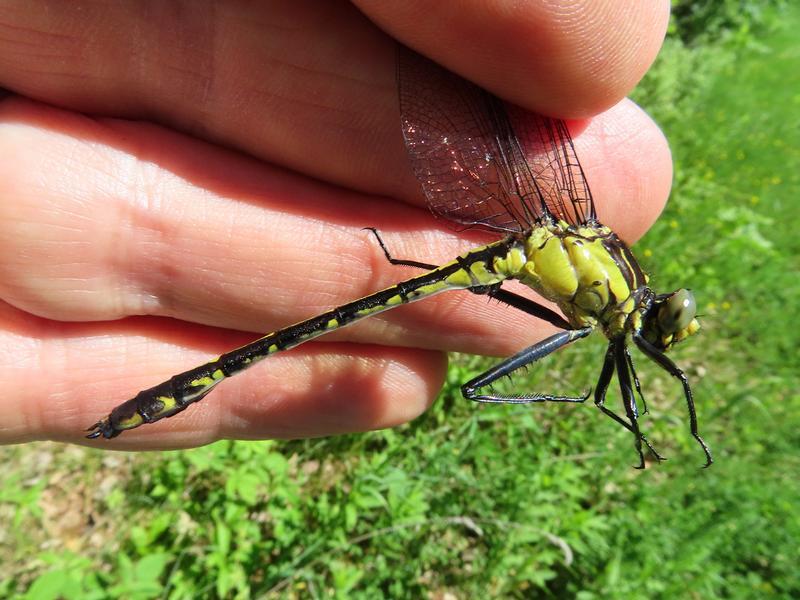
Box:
[640,288,700,351]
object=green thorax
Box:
[494,221,649,337]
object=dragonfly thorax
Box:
[508,221,649,335]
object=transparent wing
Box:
[398,46,596,233]
[505,103,596,226]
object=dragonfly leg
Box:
[613,340,648,469]
[624,344,648,414]
[634,334,713,468]
[594,342,665,464]
[363,227,437,269]
[462,327,593,404]
[486,288,573,331]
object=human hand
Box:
[0,0,672,447]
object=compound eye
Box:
[658,289,696,333]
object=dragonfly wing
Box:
[505,104,597,225]
[398,46,597,231]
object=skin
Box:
[0,0,672,448]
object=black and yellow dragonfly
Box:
[87,48,712,468]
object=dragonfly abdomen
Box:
[87,238,521,439]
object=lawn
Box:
[1,3,797,598]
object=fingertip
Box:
[356,0,670,116]
[572,98,673,241]
[373,347,448,427]
[234,345,448,437]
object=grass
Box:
[2,4,798,598]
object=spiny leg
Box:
[625,344,648,414]
[364,227,437,269]
[486,288,572,331]
[634,334,713,468]
[614,340,646,469]
[594,342,665,462]
[462,327,593,403]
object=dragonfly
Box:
[87,47,712,468]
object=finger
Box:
[0,302,446,446]
[0,97,671,356]
[0,1,404,198]
[355,0,670,117]
[0,1,668,201]
[571,98,673,239]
